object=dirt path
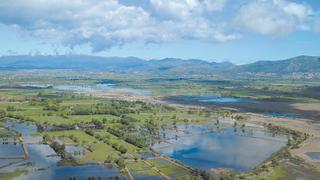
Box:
[143,160,171,180]
[124,167,134,180]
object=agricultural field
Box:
[0,80,219,179]
[0,72,320,179]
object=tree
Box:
[36,124,45,133]
[6,106,16,111]
[287,138,292,146]
[115,158,125,169]
[105,155,113,164]
[50,141,66,158]
[234,121,238,127]
[118,145,127,154]
[43,134,52,143]
[92,119,104,129]
[102,117,108,124]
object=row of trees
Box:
[85,130,128,154]
[50,141,66,158]
[106,127,147,148]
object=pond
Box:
[152,125,287,172]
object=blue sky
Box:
[0,0,319,64]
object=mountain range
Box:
[0,55,319,75]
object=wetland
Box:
[0,71,320,179]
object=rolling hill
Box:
[0,55,319,75]
[238,56,320,74]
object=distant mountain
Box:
[0,55,148,71]
[0,55,235,74]
[0,55,319,75]
[238,56,320,74]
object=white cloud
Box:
[282,1,313,20]
[237,0,314,36]
[150,0,201,19]
[0,0,236,52]
[0,0,161,52]
[150,0,227,19]
[0,0,318,52]
[203,0,227,12]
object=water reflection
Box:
[264,112,302,119]
[4,121,42,143]
[172,94,256,103]
[16,165,123,180]
[53,84,151,95]
[306,152,320,160]
[0,144,24,157]
[1,121,124,179]
[65,146,86,158]
[153,127,286,171]
[27,144,60,168]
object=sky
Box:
[0,0,319,64]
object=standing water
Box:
[152,125,287,172]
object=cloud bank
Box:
[0,0,318,52]
[237,0,314,36]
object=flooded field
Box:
[164,94,320,120]
[27,144,60,168]
[0,87,316,179]
[0,120,124,179]
[152,124,288,172]
[53,83,151,95]
[65,145,86,158]
[177,94,256,103]
[16,165,123,180]
[263,112,303,119]
[0,144,24,157]
[1,119,287,178]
